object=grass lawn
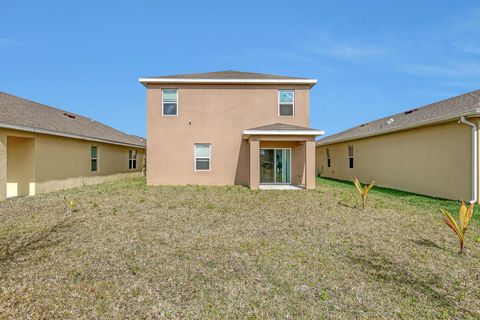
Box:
[0,177,479,319]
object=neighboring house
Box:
[316,90,480,201]
[0,92,146,200]
[139,70,323,189]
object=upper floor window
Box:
[162,89,178,116]
[91,146,98,172]
[278,89,294,116]
[195,143,211,171]
[129,150,137,169]
[326,148,331,168]
[348,145,354,169]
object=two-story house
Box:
[139,71,323,189]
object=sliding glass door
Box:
[260,148,291,184]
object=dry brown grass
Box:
[0,177,479,319]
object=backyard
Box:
[0,177,479,319]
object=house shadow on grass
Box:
[346,250,455,310]
[411,238,444,250]
[319,177,450,201]
[337,201,357,209]
[317,177,477,218]
[0,217,77,268]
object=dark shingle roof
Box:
[246,123,320,131]
[0,92,145,148]
[143,70,310,80]
[318,89,480,146]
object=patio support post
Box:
[249,139,260,190]
[305,140,316,189]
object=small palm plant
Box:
[441,201,474,254]
[64,196,77,212]
[353,177,375,209]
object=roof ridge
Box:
[369,89,480,126]
[0,91,145,148]
[140,70,313,81]
[0,91,87,119]
[318,89,480,145]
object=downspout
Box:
[459,116,478,204]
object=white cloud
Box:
[305,32,388,61]
[436,80,480,89]
[400,62,480,77]
[454,41,480,55]
[453,6,480,32]
[0,37,21,48]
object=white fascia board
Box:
[316,109,480,146]
[0,122,146,149]
[139,78,317,85]
[243,129,325,136]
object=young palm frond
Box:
[441,201,474,254]
[353,177,375,209]
[64,196,77,212]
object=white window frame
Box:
[194,143,211,172]
[326,148,331,168]
[129,150,137,170]
[91,145,99,172]
[278,89,295,117]
[348,145,354,169]
[162,88,179,116]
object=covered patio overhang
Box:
[242,123,324,190]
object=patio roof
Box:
[243,123,324,138]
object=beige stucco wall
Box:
[7,136,35,197]
[0,134,6,201]
[0,128,145,200]
[146,83,312,186]
[316,120,478,201]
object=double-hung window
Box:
[348,145,354,169]
[194,144,211,171]
[91,146,98,172]
[326,148,331,168]
[278,89,294,116]
[129,150,137,169]
[162,89,178,116]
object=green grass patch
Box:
[0,177,478,318]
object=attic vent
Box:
[360,123,369,127]
[404,108,418,115]
[63,112,76,119]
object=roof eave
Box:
[316,109,480,146]
[243,129,324,139]
[138,78,317,88]
[0,122,146,149]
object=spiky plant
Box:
[353,177,375,209]
[64,196,76,212]
[441,201,474,254]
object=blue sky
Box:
[1,1,480,138]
